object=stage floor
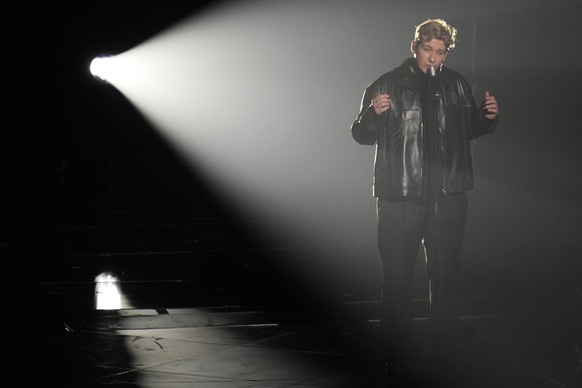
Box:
[0,220,580,387]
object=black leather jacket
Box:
[351,58,497,200]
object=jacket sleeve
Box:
[351,85,380,145]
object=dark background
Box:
[0,0,230,227]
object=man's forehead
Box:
[421,39,447,49]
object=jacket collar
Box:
[392,58,422,93]
[394,58,452,92]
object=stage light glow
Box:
[89,56,112,81]
[88,0,388,249]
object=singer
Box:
[350,18,499,385]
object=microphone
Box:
[429,66,440,98]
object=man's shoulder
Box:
[371,61,410,85]
[441,66,469,84]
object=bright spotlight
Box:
[89,55,114,82]
[89,53,147,88]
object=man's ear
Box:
[410,40,417,56]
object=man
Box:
[350,18,499,375]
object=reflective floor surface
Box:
[1,219,581,387]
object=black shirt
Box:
[415,63,441,204]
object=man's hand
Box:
[372,94,391,115]
[481,91,499,120]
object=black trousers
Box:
[377,193,467,361]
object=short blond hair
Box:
[414,19,457,51]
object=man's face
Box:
[412,38,448,74]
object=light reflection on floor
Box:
[95,272,133,310]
